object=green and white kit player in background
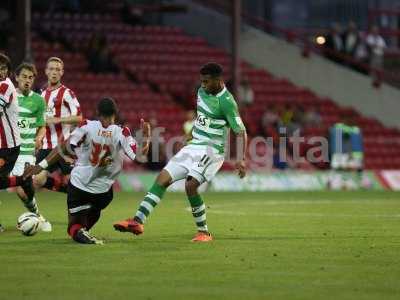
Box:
[12,63,52,231]
[114,63,247,242]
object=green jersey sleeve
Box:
[36,96,46,127]
[221,95,246,134]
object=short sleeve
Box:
[0,82,12,108]
[119,126,137,161]
[70,119,88,146]
[64,89,81,116]
[220,95,246,134]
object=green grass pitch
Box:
[1,191,399,300]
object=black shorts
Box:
[67,182,114,215]
[0,146,20,177]
[36,149,73,175]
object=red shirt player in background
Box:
[34,57,82,193]
[0,53,35,232]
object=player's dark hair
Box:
[200,62,223,77]
[15,62,38,77]
[97,97,118,117]
[0,53,12,75]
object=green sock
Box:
[135,183,166,224]
[188,194,208,232]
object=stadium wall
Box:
[162,1,400,129]
[116,171,392,192]
[239,27,400,129]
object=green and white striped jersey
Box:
[17,91,46,155]
[190,86,245,153]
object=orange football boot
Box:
[113,218,144,235]
[191,231,213,242]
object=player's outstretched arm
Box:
[234,130,247,179]
[23,142,67,179]
[35,126,46,153]
[140,118,151,156]
[46,115,83,125]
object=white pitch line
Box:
[185,207,400,218]
[206,199,400,208]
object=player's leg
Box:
[42,175,68,193]
[113,147,191,234]
[12,157,39,214]
[86,186,114,230]
[0,147,30,189]
[0,147,33,231]
[50,158,72,193]
[66,183,103,245]
[185,176,209,233]
[113,169,174,234]
[34,149,69,193]
[186,148,224,242]
[12,156,52,231]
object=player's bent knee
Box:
[33,171,47,188]
[185,176,200,195]
[156,169,173,187]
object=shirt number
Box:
[89,142,111,167]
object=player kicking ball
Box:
[114,63,247,242]
[24,98,151,244]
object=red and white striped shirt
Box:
[41,84,81,149]
[0,78,20,149]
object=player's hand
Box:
[140,118,151,140]
[140,118,151,155]
[235,160,246,179]
[63,155,75,165]
[23,165,43,179]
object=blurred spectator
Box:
[366,26,386,70]
[343,21,360,58]
[354,34,369,73]
[183,110,195,142]
[86,33,118,74]
[280,104,294,127]
[290,105,305,135]
[303,107,322,128]
[261,105,280,129]
[325,23,344,62]
[272,146,288,170]
[237,78,254,107]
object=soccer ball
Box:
[17,212,41,236]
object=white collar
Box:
[215,86,227,97]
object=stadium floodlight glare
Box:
[316,36,326,45]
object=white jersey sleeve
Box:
[0,79,14,107]
[69,119,88,148]
[63,89,81,117]
[0,78,20,148]
[119,126,137,161]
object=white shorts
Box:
[11,155,36,176]
[331,153,362,170]
[164,144,224,184]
